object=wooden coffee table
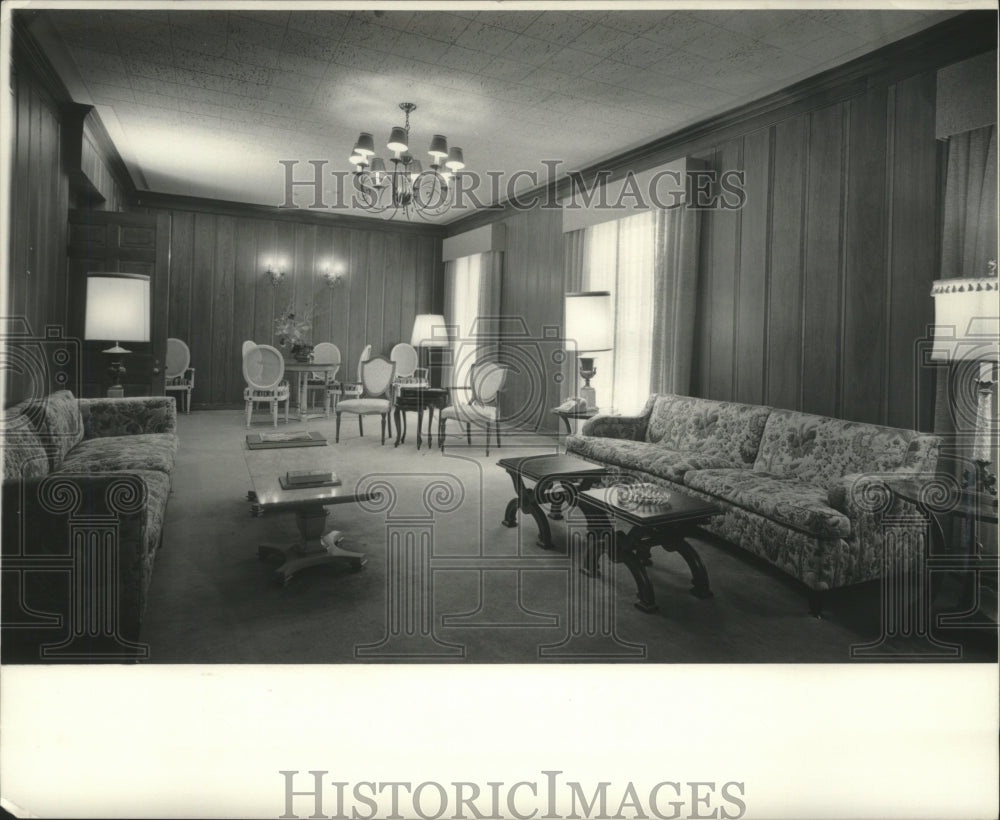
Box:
[498,454,608,549]
[244,443,376,585]
[576,485,721,613]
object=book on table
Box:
[246,431,327,449]
[278,470,341,490]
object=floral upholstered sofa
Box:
[567,394,940,612]
[2,390,178,659]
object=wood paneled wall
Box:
[6,59,70,405]
[5,30,131,407]
[137,207,443,407]
[497,206,566,432]
[692,72,939,430]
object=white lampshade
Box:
[565,291,613,352]
[410,313,450,347]
[85,273,150,349]
[930,277,999,363]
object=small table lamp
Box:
[410,313,450,389]
[84,272,151,398]
[564,291,613,410]
[930,273,999,496]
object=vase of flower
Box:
[291,344,314,363]
[274,302,321,363]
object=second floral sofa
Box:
[566,393,940,612]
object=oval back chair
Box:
[439,360,509,455]
[242,344,290,428]
[164,337,195,414]
[304,342,341,417]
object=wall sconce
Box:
[321,261,345,289]
[265,258,287,286]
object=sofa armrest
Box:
[80,396,177,439]
[2,472,150,646]
[580,413,647,441]
[827,470,936,517]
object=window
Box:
[583,211,657,414]
[445,253,483,388]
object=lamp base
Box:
[579,386,596,411]
[107,385,125,399]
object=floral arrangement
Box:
[274,303,318,360]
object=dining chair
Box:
[438,360,508,455]
[242,344,290,428]
[335,355,396,445]
[164,337,195,414]
[304,342,341,418]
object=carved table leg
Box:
[666,536,714,599]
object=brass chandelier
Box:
[350,102,466,220]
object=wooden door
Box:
[67,210,169,398]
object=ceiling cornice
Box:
[443,9,998,237]
[131,190,447,238]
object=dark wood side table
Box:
[576,485,721,613]
[888,477,998,629]
[498,454,608,549]
[551,406,598,435]
[393,386,449,450]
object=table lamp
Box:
[84,272,151,398]
[564,291,613,410]
[410,313,449,388]
[930,272,999,496]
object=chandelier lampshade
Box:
[428,134,448,159]
[354,132,375,156]
[387,126,408,154]
[445,146,465,171]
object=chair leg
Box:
[496,423,501,448]
[284,397,289,424]
[485,421,491,457]
[380,414,386,445]
[358,416,364,437]
[466,423,472,445]
[439,417,446,449]
[246,400,252,428]
[272,399,278,427]
[335,412,342,443]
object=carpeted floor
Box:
[138,410,997,663]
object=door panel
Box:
[67,210,169,399]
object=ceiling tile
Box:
[403,13,474,44]
[542,47,605,75]
[595,11,663,38]
[473,12,543,33]
[454,22,521,56]
[286,10,348,38]
[506,34,563,66]
[642,12,719,48]
[567,24,636,56]
[524,12,594,46]
[438,44,495,74]
[607,36,668,68]
[479,56,535,83]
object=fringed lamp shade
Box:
[931,274,999,495]
[930,277,1000,366]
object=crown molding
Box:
[130,190,447,237]
[443,10,997,237]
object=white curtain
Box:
[443,252,503,389]
[582,211,656,414]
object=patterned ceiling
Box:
[38,6,955,221]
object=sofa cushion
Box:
[567,436,732,482]
[20,390,84,470]
[752,409,930,490]
[57,434,179,474]
[684,468,851,538]
[1,425,50,480]
[643,394,772,465]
